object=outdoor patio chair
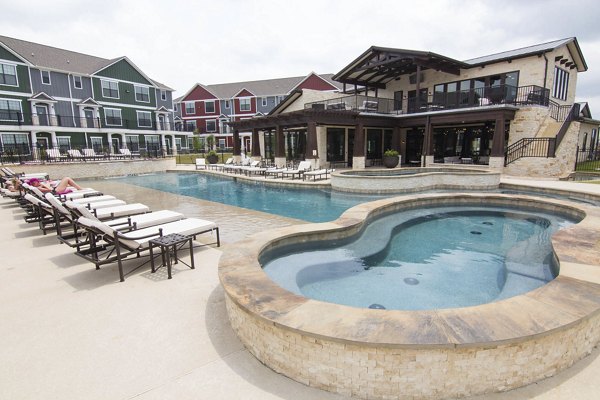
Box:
[46,148,67,162]
[195,158,207,170]
[22,194,58,234]
[211,157,233,171]
[67,149,85,160]
[281,161,312,180]
[75,216,219,281]
[119,148,137,158]
[303,168,334,181]
[82,148,102,161]
[64,200,150,221]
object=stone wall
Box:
[225,294,600,400]
[6,158,176,180]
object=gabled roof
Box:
[577,102,592,119]
[179,83,219,102]
[156,106,169,112]
[464,37,587,72]
[204,73,341,98]
[30,92,56,102]
[78,97,101,106]
[0,35,173,90]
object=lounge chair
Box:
[119,148,135,158]
[210,157,233,171]
[46,148,67,162]
[22,194,57,234]
[264,166,288,179]
[64,200,150,220]
[281,161,312,180]
[195,158,207,170]
[303,168,334,181]
[1,167,49,180]
[67,149,85,160]
[76,216,219,281]
[241,160,267,176]
[82,148,103,161]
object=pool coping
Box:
[218,192,600,348]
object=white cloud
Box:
[1,0,598,112]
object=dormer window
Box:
[41,70,51,85]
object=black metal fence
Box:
[505,137,556,165]
[0,144,171,164]
[575,147,600,172]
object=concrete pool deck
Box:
[1,173,599,399]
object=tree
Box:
[206,134,215,151]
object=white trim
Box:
[184,101,195,115]
[0,89,31,97]
[160,89,167,101]
[179,83,219,102]
[239,97,251,111]
[261,97,267,107]
[72,75,83,89]
[224,99,230,109]
[136,110,152,128]
[232,87,255,97]
[91,56,158,88]
[134,84,150,103]
[97,100,158,111]
[0,61,19,88]
[206,119,217,132]
[104,107,122,126]
[40,70,51,85]
[56,136,71,148]
[100,79,120,99]
[0,42,31,65]
[89,135,103,148]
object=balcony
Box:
[304,85,550,115]
[0,112,175,131]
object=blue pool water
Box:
[114,173,387,222]
[262,206,575,310]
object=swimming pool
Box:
[262,206,574,310]
[115,173,388,222]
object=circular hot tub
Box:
[218,193,600,400]
[331,167,501,194]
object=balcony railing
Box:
[0,143,174,164]
[0,112,174,131]
[304,85,551,115]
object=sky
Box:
[1,0,599,112]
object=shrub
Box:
[384,149,399,157]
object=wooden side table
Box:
[149,233,195,279]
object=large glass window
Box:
[57,136,71,151]
[104,108,122,126]
[90,136,103,152]
[185,102,195,115]
[326,128,345,162]
[0,63,17,86]
[134,85,150,102]
[125,135,139,152]
[366,129,383,160]
[205,100,215,113]
[185,120,196,132]
[144,135,160,153]
[0,98,23,121]
[101,80,119,98]
[553,66,569,101]
[136,111,152,127]
[239,98,251,111]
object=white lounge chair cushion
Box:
[44,193,70,215]
[83,199,127,210]
[93,203,149,219]
[69,195,117,204]
[62,190,100,200]
[107,210,184,229]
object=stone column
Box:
[489,117,506,169]
[306,122,319,169]
[352,121,365,169]
[251,128,261,159]
[50,132,58,148]
[233,129,241,163]
[275,125,286,167]
[171,134,177,156]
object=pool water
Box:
[261,206,574,310]
[115,173,387,222]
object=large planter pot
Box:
[206,155,219,164]
[383,155,399,168]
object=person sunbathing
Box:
[28,177,82,195]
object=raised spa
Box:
[219,193,600,400]
[331,167,501,193]
[261,206,574,310]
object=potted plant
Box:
[383,149,400,168]
[205,150,219,164]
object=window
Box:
[174,103,178,112]
[277,95,285,104]
[125,135,139,152]
[205,100,215,113]
[185,101,195,115]
[73,75,82,89]
[41,70,51,85]
[137,111,152,127]
[134,85,150,102]
[206,119,216,132]
[2,133,30,154]
[261,97,267,107]
[175,138,182,151]
[101,80,119,98]
[104,108,122,126]
[144,135,160,153]
[218,139,226,149]
[185,120,196,132]
[57,137,71,151]
[0,63,18,86]
[90,136,103,152]
[553,66,569,101]
[160,90,167,101]
[0,98,23,121]
[240,98,251,111]
[224,100,230,109]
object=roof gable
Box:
[0,41,28,63]
[234,88,254,98]
[30,92,56,102]
[78,97,101,106]
[293,72,339,91]
[181,83,218,101]
[93,57,153,85]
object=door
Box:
[158,115,166,130]
[84,109,95,128]
[111,138,120,154]
[35,105,49,126]
[36,137,48,159]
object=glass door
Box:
[35,105,49,126]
